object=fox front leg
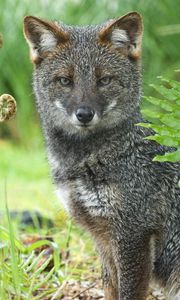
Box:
[114,234,152,300]
[95,231,118,300]
[102,263,118,300]
[104,282,118,300]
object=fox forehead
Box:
[56,22,103,39]
[56,22,127,59]
[39,46,113,83]
[45,27,125,76]
[45,46,122,79]
[52,24,107,59]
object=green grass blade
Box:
[4,181,21,299]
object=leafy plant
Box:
[139,76,180,163]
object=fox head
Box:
[24,12,143,136]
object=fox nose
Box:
[75,106,95,124]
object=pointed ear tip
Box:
[126,11,143,31]
[23,15,43,25]
[23,16,37,38]
[110,12,143,30]
[24,16,32,21]
[23,16,28,25]
[23,16,35,26]
[128,11,142,17]
[124,11,143,22]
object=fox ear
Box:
[23,16,69,63]
[99,12,143,60]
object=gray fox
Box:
[24,12,180,300]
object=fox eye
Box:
[58,77,72,86]
[98,76,112,87]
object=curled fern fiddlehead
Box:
[0,34,17,122]
[0,94,17,122]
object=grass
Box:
[0,139,54,212]
[0,216,99,299]
[0,140,100,299]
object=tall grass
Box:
[0,0,180,143]
[0,186,98,299]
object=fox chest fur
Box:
[48,137,123,224]
[46,128,176,233]
[56,178,117,220]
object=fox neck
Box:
[44,109,142,165]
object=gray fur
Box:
[24,13,180,300]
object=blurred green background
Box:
[0,0,180,213]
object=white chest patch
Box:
[56,183,71,213]
[56,179,115,218]
[56,179,101,216]
[75,179,100,208]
